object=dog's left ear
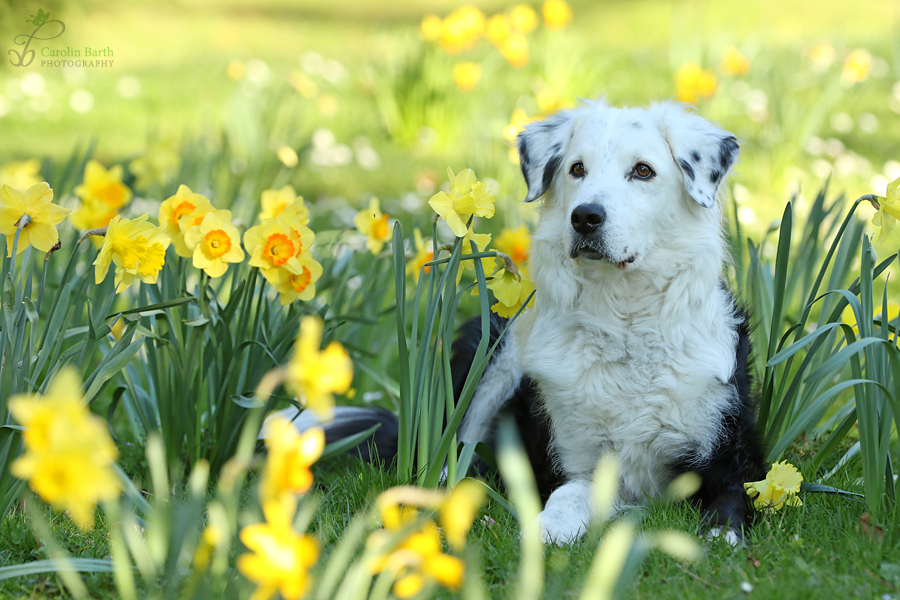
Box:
[517,109,575,202]
[659,106,740,209]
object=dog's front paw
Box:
[536,509,587,544]
[703,526,742,547]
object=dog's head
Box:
[517,100,739,273]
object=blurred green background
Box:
[1,0,899,239]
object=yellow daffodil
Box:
[129,139,181,189]
[842,49,872,85]
[420,14,442,42]
[259,415,325,504]
[274,253,324,305]
[259,185,309,223]
[285,317,353,422]
[183,209,245,278]
[369,519,465,598]
[94,214,171,292]
[244,211,315,285]
[494,226,530,265]
[453,62,482,92]
[354,197,392,254]
[9,367,120,530]
[237,499,320,600]
[509,4,538,33]
[0,159,42,191]
[0,183,70,256]
[872,176,900,244]
[429,167,495,238]
[158,184,215,257]
[720,46,750,76]
[744,461,803,510]
[542,0,572,29]
[675,63,717,104]
[439,5,485,55]
[488,261,536,318]
[407,228,434,283]
[439,479,486,550]
[485,14,510,45]
[74,159,132,214]
[500,33,529,68]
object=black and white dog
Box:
[274,99,765,544]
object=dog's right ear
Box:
[517,110,574,202]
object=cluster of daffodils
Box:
[245,185,322,305]
[674,46,750,105]
[744,461,803,511]
[420,1,573,92]
[9,368,120,530]
[424,167,536,317]
[367,482,485,598]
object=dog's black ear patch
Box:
[662,109,740,209]
[518,111,574,202]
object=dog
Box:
[271,99,765,545]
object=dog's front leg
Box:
[536,480,593,544]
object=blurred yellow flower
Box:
[274,253,324,305]
[488,261,535,317]
[0,159,42,191]
[542,0,572,29]
[288,70,319,98]
[453,61,482,92]
[720,46,750,76]
[369,519,465,598]
[873,176,900,244]
[129,139,181,189]
[420,14,442,42]
[842,49,872,84]
[226,59,245,81]
[429,167,495,237]
[504,108,533,163]
[158,184,215,257]
[285,316,353,422]
[494,226,530,265]
[94,214,170,292]
[509,4,538,32]
[535,88,571,115]
[74,159,132,213]
[407,228,434,283]
[9,367,120,530]
[237,498,319,600]
[485,14,510,45]
[259,185,309,223]
[439,479,486,550]
[0,183,70,256]
[259,415,324,504]
[193,523,224,571]
[675,63,717,104]
[440,5,485,54]
[354,197,392,254]
[744,461,803,510]
[500,33,529,68]
[809,42,836,70]
[183,209,245,278]
[276,145,299,168]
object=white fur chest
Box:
[515,290,738,503]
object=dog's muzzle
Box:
[569,203,636,268]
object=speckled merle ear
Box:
[661,107,740,208]
[517,110,575,202]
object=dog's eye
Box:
[570,162,585,178]
[631,163,655,180]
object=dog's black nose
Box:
[571,204,606,235]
